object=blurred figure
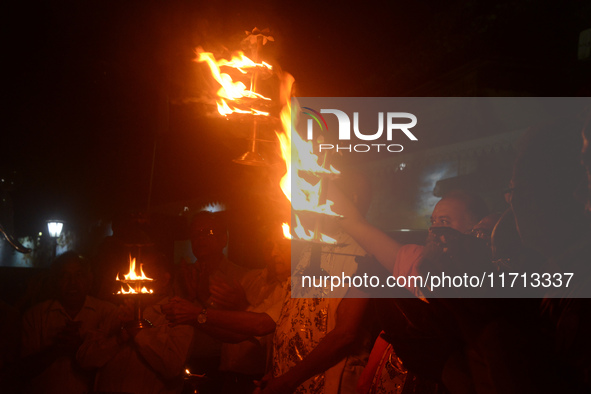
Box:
[18,251,118,394]
[163,227,291,393]
[183,211,258,309]
[77,253,194,394]
[178,211,274,392]
[461,118,590,394]
[0,299,21,387]
[507,118,590,392]
[510,119,588,261]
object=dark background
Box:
[3,0,590,238]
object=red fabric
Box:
[357,244,425,394]
[356,332,391,394]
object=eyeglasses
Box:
[191,228,219,237]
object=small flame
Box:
[116,256,154,295]
[292,216,337,244]
[196,48,272,116]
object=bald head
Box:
[430,190,489,234]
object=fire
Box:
[196,30,341,244]
[196,48,272,116]
[275,72,340,244]
[116,256,154,295]
[282,223,292,239]
[292,216,337,244]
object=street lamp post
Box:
[47,220,63,260]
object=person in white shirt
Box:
[77,253,194,394]
[20,251,118,394]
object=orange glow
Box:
[282,223,292,239]
[275,72,340,243]
[196,48,272,116]
[116,256,154,295]
[196,36,340,244]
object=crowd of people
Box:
[0,117,590,394]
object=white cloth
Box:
[218,268,286,375]
[273,232,369,394]
[21,296,118,394]
[77,296,194,394]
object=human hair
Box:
[49,251,90,277]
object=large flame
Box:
[116,256,154,295]
[196,39,340,244]
[196,48,272,116]
[275,73,340,244]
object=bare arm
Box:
[257,297,369,394]
[162,297,276,340]
[329,183,403,272]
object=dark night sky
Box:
[3,0,589,236]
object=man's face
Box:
[190,218,227,260]
[264,238,291,279]
[426,197,479,250]
[58,260,90,306]
[430,198,477,234]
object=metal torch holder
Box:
[118,279,155,330]
[233,34,274,166]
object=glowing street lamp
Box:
[47,220,63,238]
[47,220,63,259]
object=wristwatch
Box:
[197,307,208,324]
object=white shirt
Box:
[77,296,194,394]
[21,296,118,394]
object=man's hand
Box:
[53,320,82,355]
[208,274,248,310]
[118,299,143,338]
[161,297,202,326]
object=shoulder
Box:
[22,299,59,328]
[24,299,56,316]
